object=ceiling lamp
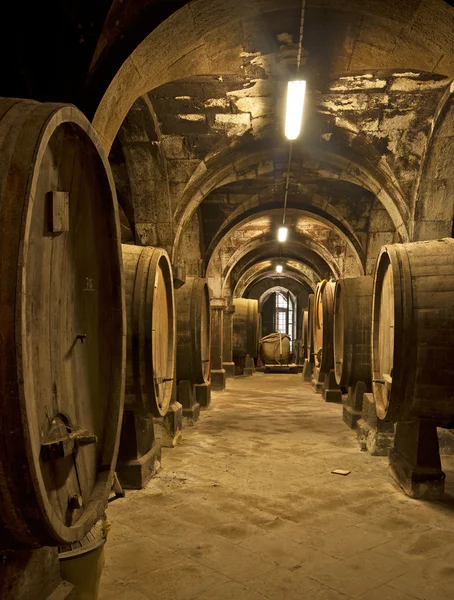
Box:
[276,264,283,274]
[278,226,288,242]
[285,80,306,140]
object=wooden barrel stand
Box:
[175,278,211,424]
[117,244,176,487]
[372,240,454,498]
[333,276,373,428]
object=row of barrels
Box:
[0,100,211,551]
[303,238,454,426]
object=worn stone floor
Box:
[99,374,454,600]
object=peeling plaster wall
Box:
[318,71,451,219]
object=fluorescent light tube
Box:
[278,227,288,242]
[285,80,306,140]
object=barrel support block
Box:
[154,402,183,448]
[211,369,226,391]
[177,380,201,425]
[195,382,212,409]
[343,381,367,429]
[389,418,445,500]
[117,442,161,490]
[321,370,342,403]
[244,354,255,377]
[223,362,235,378]
[357,393,394,455]
[117,411,161,489]
[311,368,325,394]
[302,359,314,382]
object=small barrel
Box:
[372,239,454,424]
[122,244,176,417]
[333,276,373,388]
[233,298,259,359]
[0,99,125,548]
[314,280,336,372]
[176,277,211,384]
[306,294,315,361]
[259,333,291,364]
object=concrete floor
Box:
[100,375,454,600]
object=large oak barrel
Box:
[122,245,175,417]
[176,278,211,384]
[0,99,125,548]
[314,280,336,372]
[306,293,315,360]
[372,239,454,424]
[233,298,259,359]
[333,276,373,388]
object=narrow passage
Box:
[100,375,454,600]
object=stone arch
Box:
[234,259,319,298]
[92,0,454,155]
[173,137,409,261]
[412,81,454,241]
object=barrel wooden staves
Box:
[333,276,373,388]
[306,293,315,361]
[302,309,309,358]
[372,239,454,424]
[175,278,211,384]
[122,244,176,417]
[313,280,336,373]
[0,99,126,548]
[232,298,259,359]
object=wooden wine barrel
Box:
[176,278,211,385]
[233,298,259,359]
[333,276,373,388]
[122,244,175,417]
[372,239,454,424]
[306,293,315,361]
[0,99,125,548]
[314,280,336,372]
[259,333,291,364]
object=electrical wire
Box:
[281,0,306,228]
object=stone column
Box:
[210,298,226,391]
[222,303,236,378]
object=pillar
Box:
[222,303,236,378]
[211,298,226,391]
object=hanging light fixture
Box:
[285,80,306,141]
[276,264,283,274]
[279,0,307,237]
[278,226,288,242]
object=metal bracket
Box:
[41,428,98,461]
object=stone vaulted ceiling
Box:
[106,0,454,299]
